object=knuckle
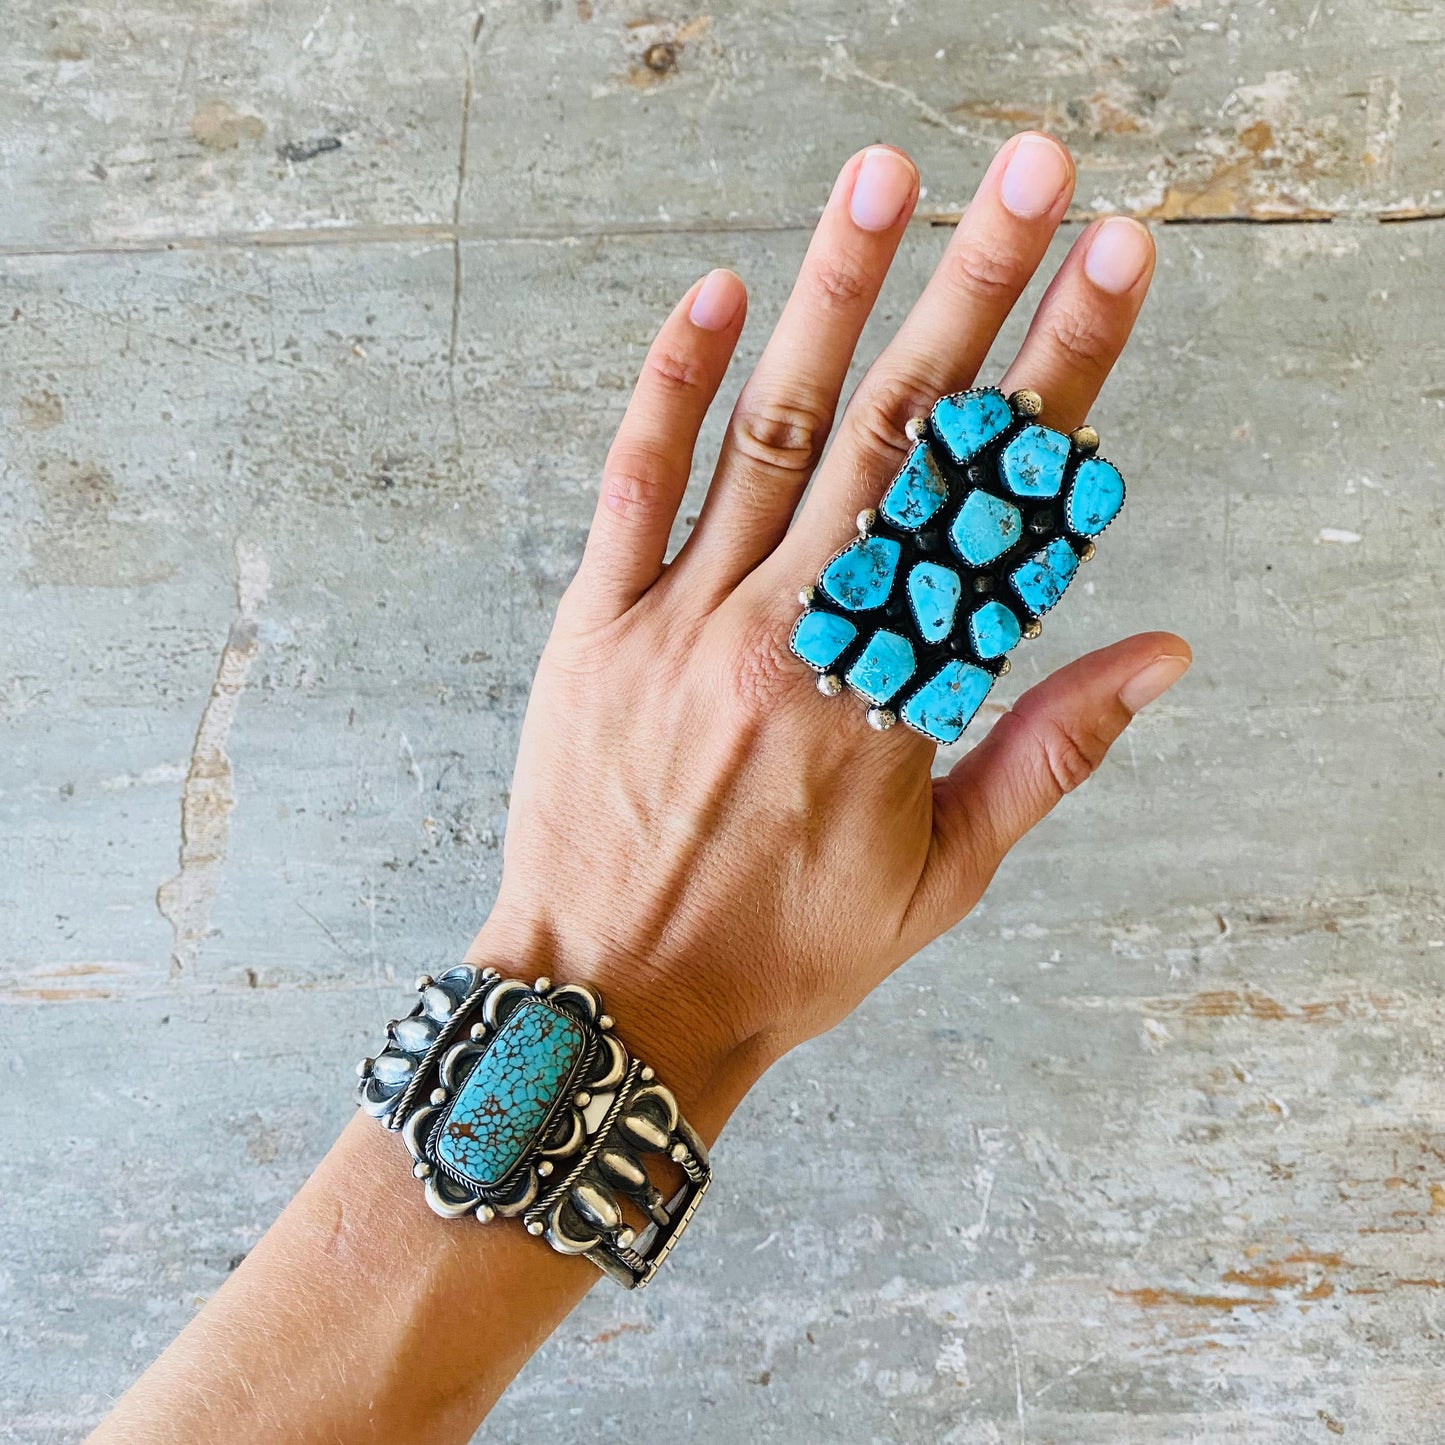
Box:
[729,607,805,724]
[809,255,872,310]
[1020,708,1107,798]
[1039,302,1113,375]
[600,447,671,521]
[729,393,833,478]
[848,373,937,465]
[644,343,706,395]
[944,238,1026,307]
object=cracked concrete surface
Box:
[155,542,270,978]
[3,2,1445,1442]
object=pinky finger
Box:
[572,269,747,624]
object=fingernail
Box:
[849,147,916,232]
[999,134,1072,219]
[689,269,742,331]
[1084,217,1153,294]
[1119,654,1190,715]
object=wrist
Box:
[463,905,772,1145]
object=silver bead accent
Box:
[598,1014,614,1031]
[356,1058,374,1077]
[574,1090,592,1108]
[1070,424,1099,454]
[412,1161,432,1179]
[798,584,816,607]
[430,1087,448,1105]
[526,1219,545,1236]
[481,966,500,980]
[1079,541,1097,562]
[866,707,896,731]
[476,1204,496,1223]
[414,974,434,992]
[670,1143,688,1163]
[856,508,877,535]
[904,415,928,442]
[640,1066,655,1082]
[1009,388,1043,419]
[1022,618,1042,640]
[817,673,843,697]
[537,1160,554,1177]
[616,1227,636,1249]
[997,658,1011,676]
[533,976,551,994]
[470,1021,488,1041]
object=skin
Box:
[89,134,1190,1445]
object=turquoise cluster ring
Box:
[790,386,1126,742]
[356,967,710,1289]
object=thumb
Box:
[919,631,1191,931]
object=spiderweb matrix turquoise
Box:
[789,387,1127,743]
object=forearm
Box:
[89,939,766,1445]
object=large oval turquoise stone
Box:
[434,999,584,1189]
[790,609,857,670]
[819,536,901,612]
[1000,424,1069,498]
[1010,537,1079,616]
[949,490,1022,566]
[879,443,949,530]
[969,600,1022,659]
[906,562,962,643]
[846,629,915,704]
[1066,457,1125,536]
[900,660,994,743]
[931,389,1012,467]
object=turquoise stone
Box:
[906,562,962,644]
[1011,537,1079,616]
[791,609,857,670]
[900,660,994,744]
[819,535,901,612]
[879,443,949,530]
[1066,457,1125,536]
[846,629,915,704]
[434,999,583,1189]
[1000,424,1069,498]
[969,600,1022,659]
[931,389,1012,467]
[950,489,1022,566]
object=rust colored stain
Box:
[1113,1287,1274,1313]
[946,100,1049,127]
[1168,989,1374,1023]
[586,1321,652,1345]
[1141,119,1337,223]
[191,99,266,151]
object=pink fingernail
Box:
[849,148,917,232]
[1119,654,1190,715]
[689,269,742,331]
[1084,217,1154,294]
[999,134,1072,220]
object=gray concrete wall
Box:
[3,3,1443,1441]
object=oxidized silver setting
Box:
[356,966,711,1289]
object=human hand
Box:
[469,135,1190,1129]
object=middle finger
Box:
[776,131,1075,577]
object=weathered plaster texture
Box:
[3,2,1444,1441]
